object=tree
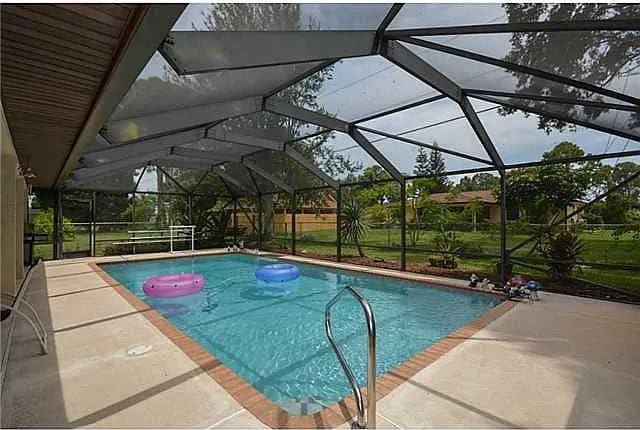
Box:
[350,166,399,208]
[603,193,630,224]
[414,148,430,176]
[121,195,156,223]
[538,142,600,221]
[406,178,438,246]
[596,161,640,204]
[497,142,599,224]
[456,173,499,192]
[463,198,485,232]
[501,4,640,132]
[427,143,451,193]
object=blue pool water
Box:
[102,254,500,414]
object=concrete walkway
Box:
[2,254,639,428]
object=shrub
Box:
[541,230,584,280]
[33,208,77,239]
[298,233,315,242]
[432,229,465,267]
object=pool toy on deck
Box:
[255,264,300,283]
[143,273,205,298]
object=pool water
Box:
[102,253,500,414]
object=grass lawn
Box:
[272,227,640,293]
[35,226,639,294]
[288,227,639,265]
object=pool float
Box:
[143,273,205,298]
[255,264,300,283]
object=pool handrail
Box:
[325,286,376,429]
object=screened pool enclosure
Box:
[37,3,639,288]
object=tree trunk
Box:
[261,194,274,241]
[355,236,364,257]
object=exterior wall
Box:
[487,205,501,223]
[1,102,26,295]
[235,211,337,234]
[276,212,336,233]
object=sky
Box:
[110,4,639,193]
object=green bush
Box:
[298,233,315,242]
[541,230,584,280]
[33,208,77,239]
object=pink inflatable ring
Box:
[143,273,205,298]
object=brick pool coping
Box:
[88,256,516,428]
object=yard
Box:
[270,226,640,294]
[32,224,639,295]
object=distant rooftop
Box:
[428,190,497,205]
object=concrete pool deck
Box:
[2,250,639,428]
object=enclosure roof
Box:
[0,4,164,188]
[52,3,639,195]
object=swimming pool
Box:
[102,253,500,415]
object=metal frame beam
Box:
[242,159,294,194]
[204,127,343,192]
[81,128,205,166]
[55,5,186,187]
[160,30,376,74]
[465,89,638,112]
[264,98,350,132]
[506,149,640,170]
[207,129,285,151]
[211,166,257,196]
[382,40,504,169]
[156,165,189,194]
[404,165,498,180]
[133,164,148,193]
[357,125,494,166]
[266,59,339,99]
[73,151,167,181]
[65,164,148,190]
[383,19,640,38]
[264,98,405,183]
[170,146,241,163]
[284,146,339,189]
[105,96,262,142]
[499,172,508,285]
[348,128,404,182]
[156,158,222,171]
[398,37,640,106]
[372,3,404,53]
[471,94,640,143]
[353,94,446,124]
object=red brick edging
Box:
[88,260,516,428]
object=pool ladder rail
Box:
[325,286,376,429]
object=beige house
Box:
[427,190,584,224]
[427,190,502,223]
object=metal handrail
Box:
[325,286,376,429]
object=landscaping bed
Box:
[265,246,640,305]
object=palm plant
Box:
[341,199,368,257]
[541,230,584,280]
